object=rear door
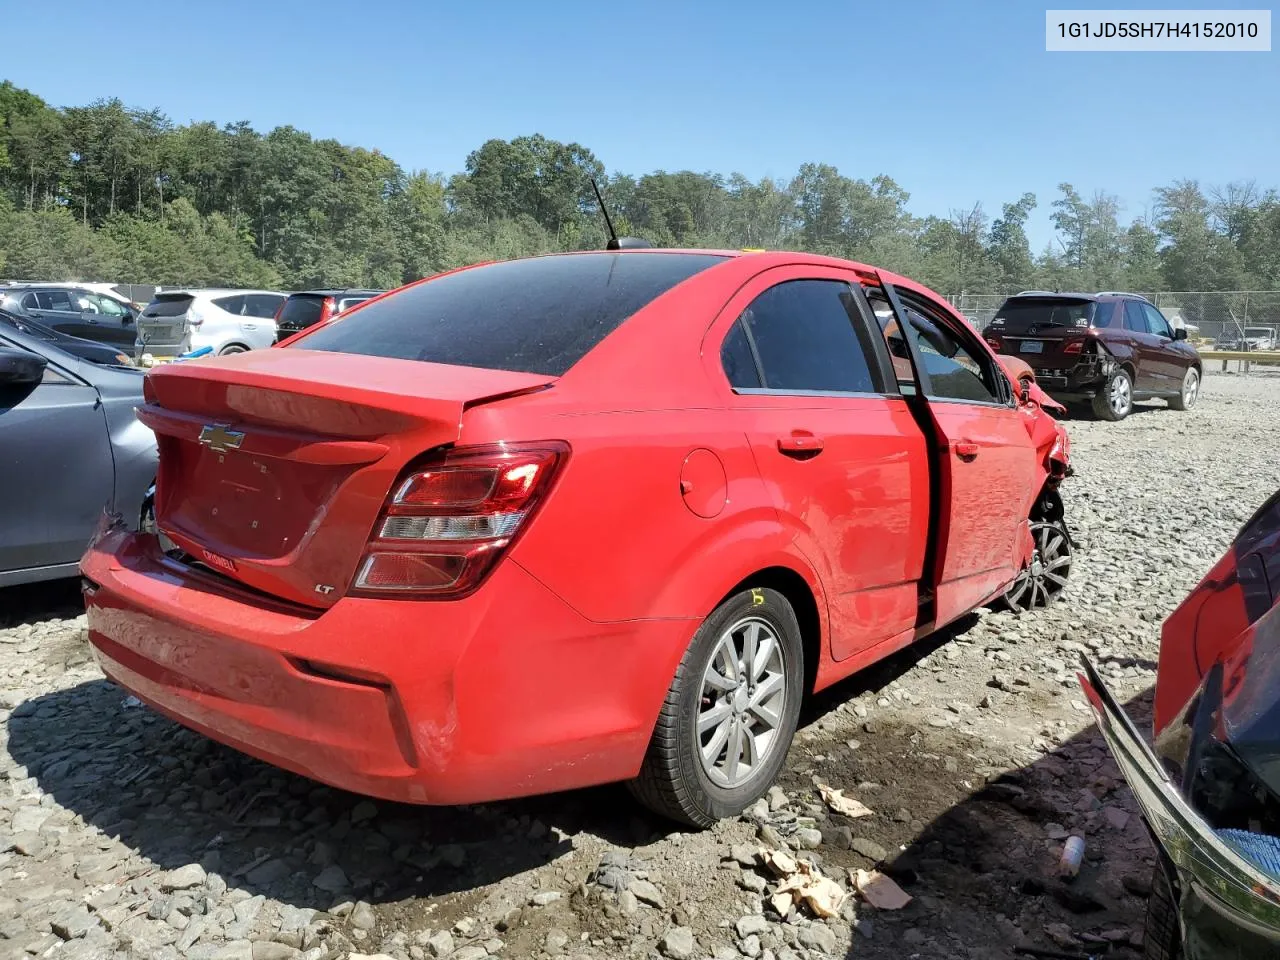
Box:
[76,292,137,347]
[1121,300,1162,391]
[26,290,84,338]
[714,267,930,660]
[0,335,114,578]
[881,285,1038,628]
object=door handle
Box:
[778,433,824,456]
[954,441,979,461]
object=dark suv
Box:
[982,292,1202,421]
[273,289,384,341]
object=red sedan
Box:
[80,249,1072,826]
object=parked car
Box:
[0,308,134,367]
[0,284,139,350]
[8,280,142,310]
[134,289,287,362]
[1079,487,1280,958]
[1217,326,1277,351]
[81,249,1072,826]
[0,324,156,587]
[982,292,1202,421]
[273,289,386,341]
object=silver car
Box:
[135,289,286,361]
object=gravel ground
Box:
[4,371,1279,960]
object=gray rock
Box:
[730,843,759,867]
[11,805,51,833]
[350,800,378,823]
[545,929,570,955]
[740,934,763,958]
[251,944,302,960]
[797,924,838,955]
[245,859,291,886]
[628,879,665,909]
[424,930,453,957]
[736,915,770,938]
[738,871,767,893]
[660,926,696,960]
[312,864,348,893]
[618,890,639,916]
[451,948,488,960]
[10,832,46,857]
[163,863,208,891]
[212,942,254,960]
[758,824,786,847]
[529,890,562,906]
[850,837,888,862]
[794,828,823,850]
[226,894,266,939]
[350,900,377,931]
[52,904,94,940]
[177,915,209,951]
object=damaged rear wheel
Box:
[1002,520,1072,612]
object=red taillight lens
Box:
[1064,340,1084,355]
[985,337,1002,351]
[321,297,336,323]
[354,442,569,599]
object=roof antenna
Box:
[590,177,652,251]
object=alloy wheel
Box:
[697,617,788,789]
[1110,374,1132,416]
[1003,521,1072,612]
[1182,369,1200,408]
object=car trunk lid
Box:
[984,297,1100,368]
[138,348,556,608]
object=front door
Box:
[880,286,1039,628]
[712,266,930,661]
[0,336,113,577]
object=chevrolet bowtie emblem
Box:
[198,424,245,453]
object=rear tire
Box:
[1143,861,1181,960]
[629,587,804,828]
[1092,368,1133,421]
[1168,367,1200,411]
[218,344,248,355]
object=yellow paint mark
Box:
[751,588,765,606]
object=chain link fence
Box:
[947,290,1280,346]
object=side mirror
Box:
[0,347,49,385]
[1174,327,1188,341]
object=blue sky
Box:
[4,0,1277,251]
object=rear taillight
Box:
[320,297,337,323]
[354,441,569,599]
[1064,340,1084,355]
[985,336,1002,351]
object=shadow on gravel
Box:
[0,578,84,627]
[6,676,663,910]
[784,677,1157,959]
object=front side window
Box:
[245,294,285,318]
[901,301,1001,404]
[1142,303,1173,338]
[730,279,879,394]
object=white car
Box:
[135,289,286,362]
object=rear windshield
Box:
[278,295,326,328]
[293,252,728,376]
[989,298,1100,333]
[142,295,194,318]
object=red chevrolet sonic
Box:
[81,250,1072,827]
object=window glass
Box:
[296,252,727,376]
[1123,301,1146,332]
[737,280,877,393]
[21,293,38,310]
[79,293,127,317]
[246,294,285,318]
[278,295,326,329]
[213,295,246,315]
[902,303,1001,403]
[1142,303,1172,338]
[721,319,761,389]
[36,291,73,311]
[1092,301,1118,328]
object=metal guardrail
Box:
[1198,350,1280,371]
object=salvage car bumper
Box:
[1077,657,1280,958]
[1029,356,1115,399]
[80,529,695,805]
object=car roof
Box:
[1002,291,1153,302]
[153,289,285,298]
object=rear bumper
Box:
[1029,360,1108,398]
[80,531,696,805]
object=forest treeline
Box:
[1,81,1277,295]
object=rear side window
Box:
[36,291,73,311]
[295,253,727,376]
[721,320,761,389]
[1092,302,1119,328]
[213,294,246,314]
[143,296,194,318]
[1123,301,1146,332]
[734,279,879,394]
[278,295,326,328]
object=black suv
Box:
[982,292,1203,421]
[274,289,384,341]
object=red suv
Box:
[81,250,1071,826]
[982,292,1202,420]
